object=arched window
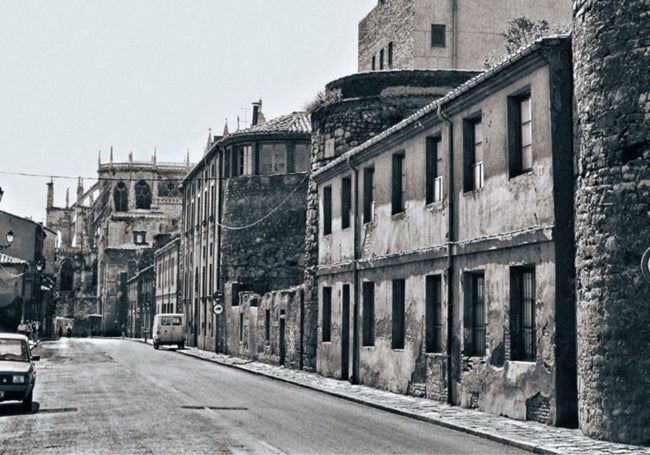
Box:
[114,181,129,212]
[60,261,74,292]
[135,180,152,209]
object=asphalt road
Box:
[0,338,526,454]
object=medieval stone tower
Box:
[573,0,650,445]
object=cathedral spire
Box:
[223,119,229,136]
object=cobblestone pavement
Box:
[145,340,650,454]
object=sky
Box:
[0,0,377,223]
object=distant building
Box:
[47,152,191,336]
[127,264,155,339]
[154,236,180,315]
[358,0,572,72]
[314,36,576,426]
[180,101,312,352]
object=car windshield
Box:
[0,339,29,362]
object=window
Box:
[426,136,443,203]
[510,267,536,361]
[362,281,375,346]
[133,230,146,245]
[265,309,271,343]
[392,279,406,349]
[363,167,375,223]
[239,313,244,342]
[60,261,74,291]
[293,143,310,172]
[431,24,446,47]
[372,55,376,71]
[380,48,385,70]
[261,143,287,175]
[392,152,406,214]
[388,42,393,68]
[426,275,443,353]
[463,116,483,192]
[341,176,352,229]
[135,180,152,209]
[509,92,533,176]
[465,272,486,356]
[113,181,128,212]
[323,186,332,235]
[322,286,332,342]
[241,145,254,175]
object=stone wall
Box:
[221,173,307,294]
[224,285,304,370]
[358,0,415,71]
[573,0,650,445]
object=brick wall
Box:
[573,0,650,445]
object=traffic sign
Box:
[212,303,224,315]
[641,247,650,283]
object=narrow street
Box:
[0,338,526,454]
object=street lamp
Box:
[0,229,14,250]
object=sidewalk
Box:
[140,342,646,455]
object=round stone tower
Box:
[573,0,650,445]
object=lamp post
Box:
[0,229,14,250]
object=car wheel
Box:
[178,341,184,350]
[22,391,33,412]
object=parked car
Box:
[152,314,186,350]
[0,333,39,410]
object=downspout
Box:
[451,0,458,69]
[438,103,455,405]
[346,155,360,384]
[216,144,225,354]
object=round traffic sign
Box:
[641,247,650,283]
[212,303,224,315]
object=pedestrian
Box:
[121,323,126,339]
[58,326,63,338]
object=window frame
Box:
[322,286,332,343]
[391,152,406,215]
[363,166,375,224]
[464,271,486,357]
[341,176,352,229]
[508,89,533,177]
[463,114,484,192]
[431,24,446,48]
[392,279,406,350]
[362,281,375,347]
[510,266,536,361]
[425,275,443,353]
[322,185,332,236]
[426,135,443,204]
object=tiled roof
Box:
[0,253,27,265]
[227,112,311,137]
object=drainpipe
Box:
[451,0,458,69]
[216,144,225,354]
[438,103,455,405]
[346,155,360,384]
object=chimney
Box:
[46,178,54,209]
[76,177,84,204]
[251,99,263,126]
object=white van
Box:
[152,313,186,350]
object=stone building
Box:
[47,152,191,336]
[180,102,311,352]
[154,236,180,315]
[127,264,155,339]
[312,36,576,426]
[358,0,571,72]
[0,210,56,335]
[573,0,650,445]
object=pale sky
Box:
[0,0,377,223]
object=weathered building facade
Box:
[358,0,572,72]
[180,104,311,353]
[313,36,576,426]
[154,236,180,315]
